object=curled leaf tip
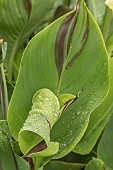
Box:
[23,140,47,157]
[105,0,113,10]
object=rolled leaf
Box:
[18,88,60,156]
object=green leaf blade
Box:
[73,58,113,155]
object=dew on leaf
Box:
[77,111,81,115]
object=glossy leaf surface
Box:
[8,0,109,160]
[73,58,113,155]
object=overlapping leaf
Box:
[73,57,113,154]
[8,0,109,163]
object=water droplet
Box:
[45,98,49,101]
[32,105,36,109]
[77,111,81,115]
[34,129,37,132]
[104,62,107,66]
[72,115,75,119]
[52,108,55,112]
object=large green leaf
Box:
[0,120,30,170]
[0,0,55,80]
[73,58,113,155]
[8,0,109,162]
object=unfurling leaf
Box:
[18,88,60,156]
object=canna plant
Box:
[0,0,113,170]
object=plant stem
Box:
[37,167,43,170]
[34,157,44,170]
[0,63,8,119]
[8,41,18,82]
[102,7,112,42]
